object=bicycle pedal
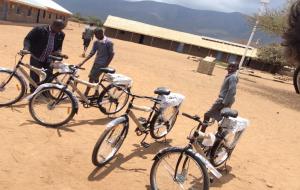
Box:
[141,142,151,148]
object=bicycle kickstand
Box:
[140,133,150,148]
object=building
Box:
[0,0,72,24]
[104,15,257,64]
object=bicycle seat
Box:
[220,108,238,118]
[48,55,63,62]
[154,87,171,96]
[99,67,116,74]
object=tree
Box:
[256,43,286,66]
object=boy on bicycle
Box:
[202,61,239,129]
[78,27,115,96]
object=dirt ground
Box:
[0,22,300,190]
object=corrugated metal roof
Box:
[11,0,45,9]
[38,0,72,15]
[104,15,257,57]
[10,0,72,15]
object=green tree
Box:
[257,44,286,66]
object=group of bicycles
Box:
[0,50,250,190]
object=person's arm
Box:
[78,41,97,67]
[53,32,65,54]
[105,42,115,66]
[222,76,237,106]
[23,27,40,50]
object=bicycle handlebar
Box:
[112,83,161,102]
[182,112,201,122]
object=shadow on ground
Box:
[88,140,172,182]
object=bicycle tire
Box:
[29,86,77,127]
[293,66,300,94]
[149,107,179,139]
[97,84,130,115]
[209,138,230,168]
[92,120,128,167]
[150,147,209,190]
[0,70,26,107]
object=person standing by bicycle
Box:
[82,22,95,57]
[78,27,115,96]
[202,61,239,129]
[23,19,66,93]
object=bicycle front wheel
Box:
[0,70,26,106]
[29,87,77,127]
[92,121,128,167]
[150,147,209,190]
[98,84,130,115]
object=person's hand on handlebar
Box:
[19,49,31,56]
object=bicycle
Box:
[149,112,228,190]
[28,64,133,127]
[0,50,68,107]
[91,87,184,167]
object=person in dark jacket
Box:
[23,19,66,93]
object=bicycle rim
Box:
[152,107,178,138]
[99,85,129,114]
[30,88,74,126]
[95,123,126,164]
[0,71,24,106]
[152,151,207,190]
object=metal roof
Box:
[104,15,257,57]
[10,0,72,15]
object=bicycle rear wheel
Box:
[150,147,209,190]
[92,120,128,167]
[98,84,130,115]
[150,106,179,139]
[0,70,26,106]
[29,87,77,127]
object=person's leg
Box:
[29,56,42,93]
[85,66,102,96]
[202,99,225,132]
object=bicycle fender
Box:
[106,116,128,129]
[194,152,222,179]
[153,147,182,161]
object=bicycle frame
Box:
[61,71,115,105]
[1,54,47,89]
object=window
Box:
[56,14,58,19]
[27,8,32,16]
[49,13,51,19]
[16,6,21,14]
[120,30,125,35]
[43,10,46,18]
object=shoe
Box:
[81,53,85,58]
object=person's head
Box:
[89,22,94,27]
[94,27,104,40]
[50,19,66,33]
[227,61,238,74]
[283,0,300,66]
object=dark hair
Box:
[94,27,104,35]
[283,0,300,66]
[51,19,66,29]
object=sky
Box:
[127,0,286,14]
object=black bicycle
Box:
[149,109,246,190]
[28,64,132,127]
[92,87,184,167]
[0,50,68,107]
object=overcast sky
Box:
[127,0,285,14]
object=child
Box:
[78,27,115,96]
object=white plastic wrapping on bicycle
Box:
[51,62,72,73]
[106,73,133,87]
[26,83,65,100]
[158,93,185,109]
[221,117,250,133]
